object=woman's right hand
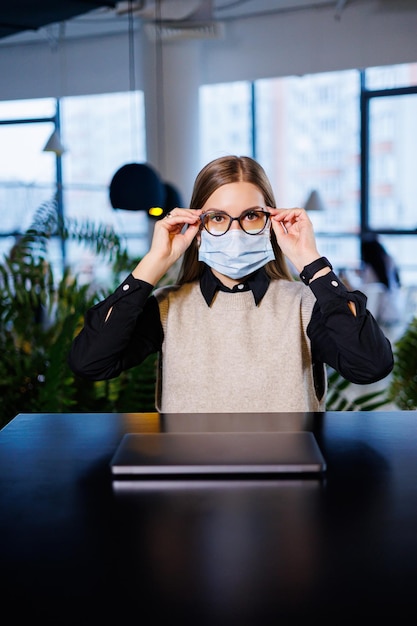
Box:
[132,208,202,285]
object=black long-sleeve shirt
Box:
[68,267,394,385]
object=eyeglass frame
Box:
[199,207,271,237]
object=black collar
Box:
[200,265,271,306]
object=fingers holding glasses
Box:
[162,208,201,224]
[270,207,312,228]
[157,209,203,248]
[269,207,320,264]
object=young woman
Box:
[69,155,393,412]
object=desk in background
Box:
[1,410,417,623]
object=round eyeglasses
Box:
[200,207,271,237]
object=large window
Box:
[363,65,417,286]
[1,62,417,291]
[60,91,147,284]
[199,62,417,287]
[0,98,56,255]
[0,91,147,284]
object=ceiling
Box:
[0,1,116,40]
[0,1,356,43]
[0,1,412,44]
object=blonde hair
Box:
[177,155,293,284]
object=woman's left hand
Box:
[269,207,322,272]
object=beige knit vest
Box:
[154,280,326,413]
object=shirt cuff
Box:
[307,270,350,301]
[114,274,154,300]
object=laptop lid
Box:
[110,431,327,477]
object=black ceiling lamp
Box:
[109,162,165,212]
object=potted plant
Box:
[0,199,158,429]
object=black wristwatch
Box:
[299,257,333,285]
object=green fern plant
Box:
[387,316,417,409]
[0,199,158,428]
[326,367,390,411]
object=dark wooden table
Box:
[1,410,417,624]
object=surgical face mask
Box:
[198,228,275,279]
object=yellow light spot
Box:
[149,206,164,217]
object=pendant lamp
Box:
[43,129,66,156]
[304,189,325,212]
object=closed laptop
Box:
[110,431,326,477]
